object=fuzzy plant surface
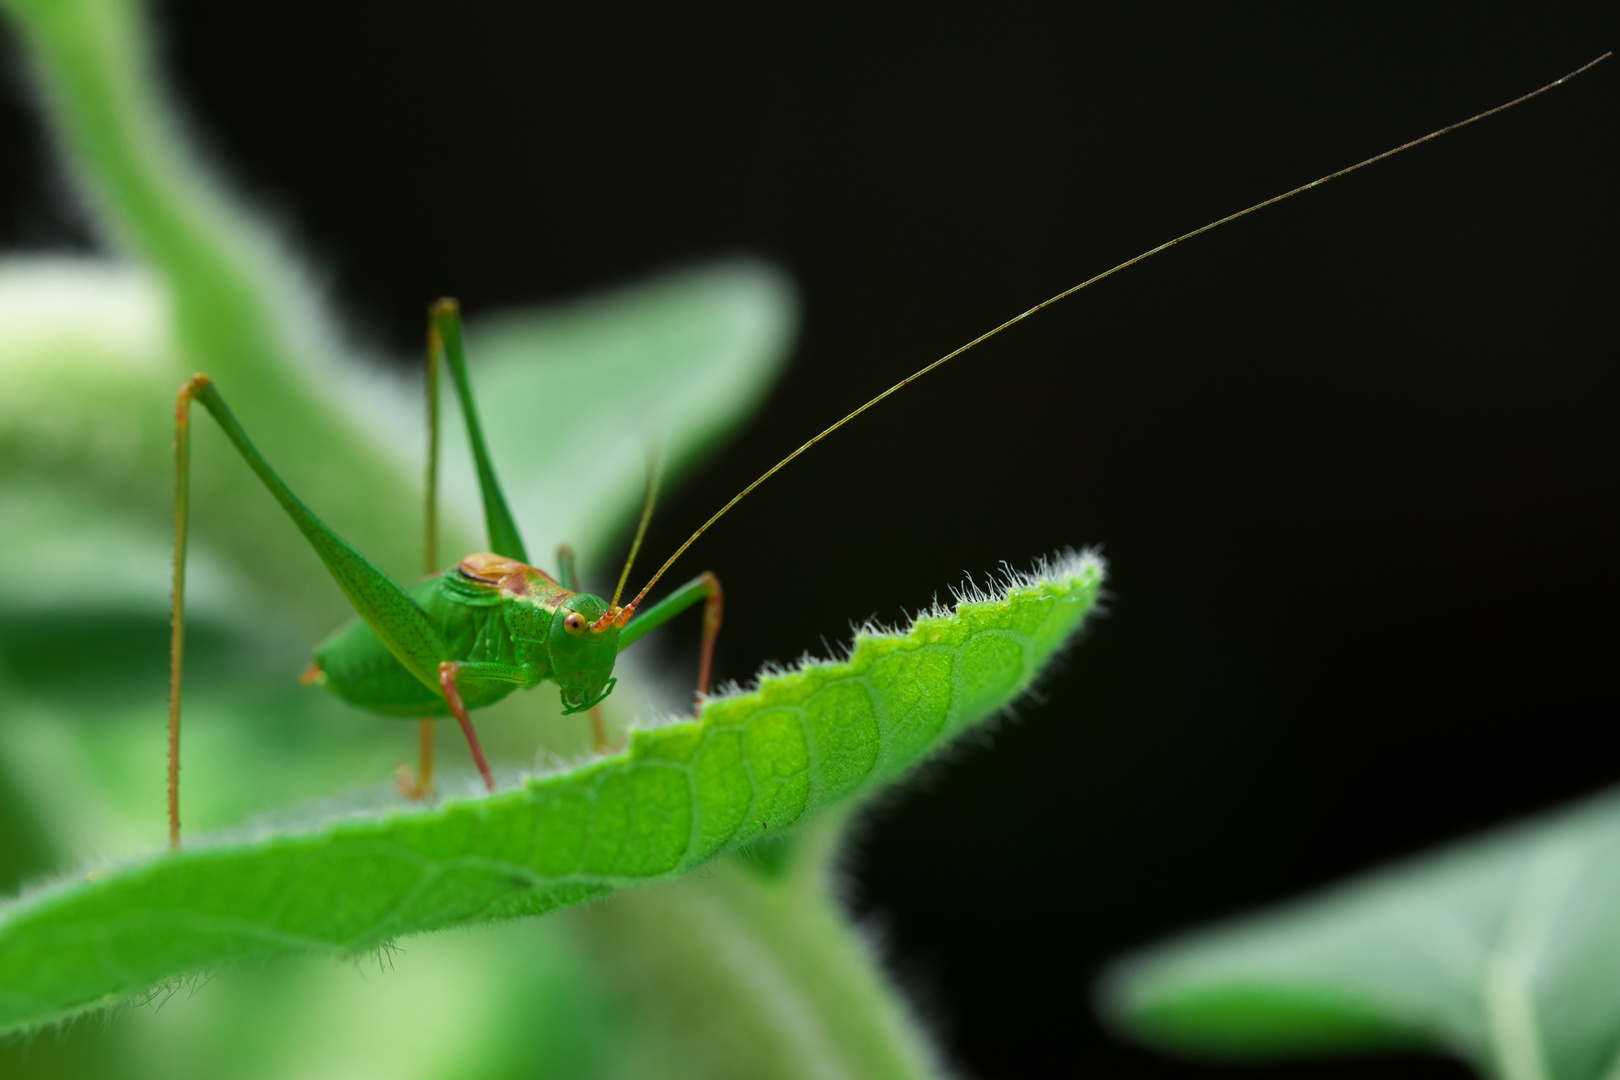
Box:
[0,1,1103,1076]
[0,555,1101,1036]
[1102,787,1620,1080]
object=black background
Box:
[2,4,1616,1078]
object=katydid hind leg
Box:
[168,381,196,850]
[169,375,456,845]
[430,299,529,564]
[180,377,450,685]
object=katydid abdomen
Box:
[310,552,617,718]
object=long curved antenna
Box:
[610,451,664,609]
[622,53,1609,614]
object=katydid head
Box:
[549,592,620,713]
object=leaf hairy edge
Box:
[0,552,1103,1035]
[1098,785,1620,1080]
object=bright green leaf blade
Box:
[0,553,1101,1035]
[1100,787,1620,1079]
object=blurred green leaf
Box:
[0,253,799,856]
[0,251,795,632]
[1100,787,1620,1080]
[0,916,617,1080]
[3,0,428,598]
[0,0,798,620]
[445,260,797,573]
[0,555,1101,1035]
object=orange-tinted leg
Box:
[168,380,201,850]
[695,572,723,705]
[614,571,725,716]
[395,718,437,799]
[439,662,496,792]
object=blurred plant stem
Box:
[578,818,942,1080]
[5,0,436,621]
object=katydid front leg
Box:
[619,572,725,710]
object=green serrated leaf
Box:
[0,554,1101,1035]
[1099,787,1620,1080]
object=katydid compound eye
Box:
[563,611,588,637]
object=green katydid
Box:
[165,54,1607,851]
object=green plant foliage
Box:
[462,263,797,563]
[0,0,797,621]
[0,254,795,634]
[0,554,1100,1035]
[1100,786,1620,1080]
[0,0,1107,1074]
[0,256,800,853]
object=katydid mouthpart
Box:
[165,54,1608,851]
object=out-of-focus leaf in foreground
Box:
[0,555,1101,1034]
[1101,787,1620,1080]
